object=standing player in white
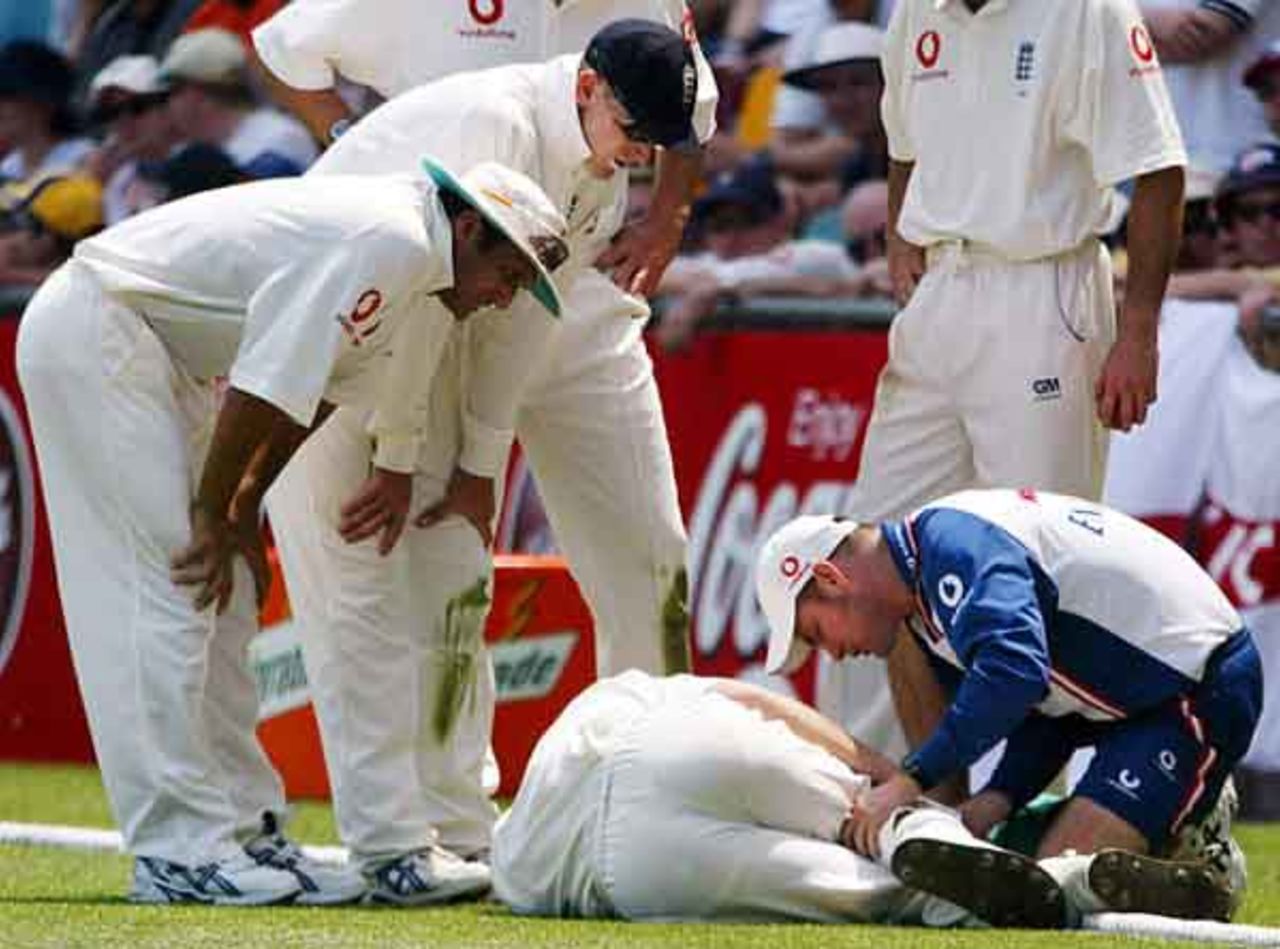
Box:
[493,669,1229,925]
[253,21,709,897]
[823,0,1190,792]
[16,159,568,905]
[756,489,1261,915]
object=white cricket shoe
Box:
[364,847,492,907]
[244,827,367,906]
[130,852,301,906]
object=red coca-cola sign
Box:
[655,328,889,700]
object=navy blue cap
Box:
[584,19,698,149]
[1217,143,1280,203]
[694,156,783,224]
[0,41,73,106]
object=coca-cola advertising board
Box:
[655,328,887,699]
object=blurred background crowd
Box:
[0,0,1276,347]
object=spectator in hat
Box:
[0,41,93,184]
[84,54,180,223]
[128,140,244,212]
[656,155,871,349]
[1216,143,1280,271]
[72,0,203,99]
[160,28,315,176]
[1244,41,1280,140]
[0,174,102,286]
[768,20,886,228]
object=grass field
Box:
[3,762,1280,948]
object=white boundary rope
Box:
[0,821,347,865]
[4,820,1280,943]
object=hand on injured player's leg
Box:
[844,771,923,858]
[959,789,1013,841]
[338,467,412,555]
[414,467,495,549]
[171,502,237,613]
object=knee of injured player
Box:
[794,556,902,663]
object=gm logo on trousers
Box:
[1032,376,1062,401]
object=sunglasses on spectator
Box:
[93,94,166,125]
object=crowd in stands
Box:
[0,0,307,291]
[0,0,1276,332]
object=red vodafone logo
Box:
[1130,24,1154,63]
[468,0,503,26]
[780,555,802,579]
[916,30,941,69]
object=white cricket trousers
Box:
[497,686,967,924]
[15,261,284,866]
[266,270,687,862]
[821,239,1117,758]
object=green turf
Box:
[2,762,1278,948]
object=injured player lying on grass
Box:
[491,671,1232,928]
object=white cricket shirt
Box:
[252,0,719,144]
[310,55,636,474]
[74,174,456,427]
[882,0,1187,260]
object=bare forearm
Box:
[770,133,858,181]
[649,146,703,243]
[1141,7,1242,63]
[711,678,900,784]
[195,388,295,519]
[249,49,351,146]
[1122,165,1184,343]
[887,159,912,239]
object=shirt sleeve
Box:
[457,294,560,478]
[1200,0,1265,30]
[251,0,369,91]
[687,17,720,143]
[879,0,914,164]
[1060,0,1187,188]
[230,226,416,426]
[903,511,1053,790]
[368,294,455,472]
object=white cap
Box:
[161,28,247,87]
[421,155,569,318]
[89,55,166,103]
[755,515,859,675]
[783,22,884,89]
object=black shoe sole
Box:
[1088,849,1232,922]
[891,838,1067,929]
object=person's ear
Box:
[576,68,599,108]
[452,208,483,247]
[812,559,850,593]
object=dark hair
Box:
[0,41,79,135]
[438,188,506,251]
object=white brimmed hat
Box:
[89,55,166,103]
[160,28,247,87]
[783,22,884,89]
[755,515,859,675]
[421,156,569,318]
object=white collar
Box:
[535,55,594,176]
